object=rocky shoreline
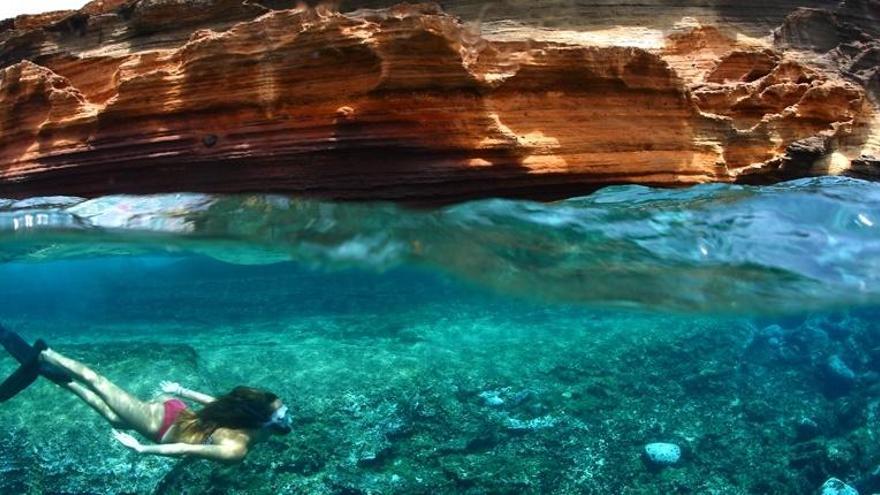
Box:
[0,0,877,201]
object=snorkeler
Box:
[0,324,291,462]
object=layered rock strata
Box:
[0,0,877,201]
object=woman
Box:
[0,325,291,462]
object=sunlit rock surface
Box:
[0,0,877,201]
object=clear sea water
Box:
[1,176,879,494]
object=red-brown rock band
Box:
[0,0,877,201]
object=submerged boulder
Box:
[820,477,859,495]
[824,355,858,394]
[643,442,682,467]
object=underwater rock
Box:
[832,398,866,432]
[825,439,859,473]
[3,299,880,493]
[479,391,505,407]
[643,442,682,467]
[795,417,822,442]
[743,324,786,362]
[812,314,856,341]
[820,477,859,495]
[510,389,533,407]
[825,355,857,391]
[0,1,877,201]
[853,464,880,494]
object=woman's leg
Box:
[63,382,127,429]
[40,349,164,436]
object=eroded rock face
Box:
[0,0,877,201]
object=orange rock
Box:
[0,1,875,201]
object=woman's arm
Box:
[138,442,246,461]
[112,430,246,462]
[159,381,216,404]
[176,386,216,405]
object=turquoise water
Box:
[1,176,879,493]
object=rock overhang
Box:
[0,0,876,202]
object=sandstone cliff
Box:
[0,0,877,201]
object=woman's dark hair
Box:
[174,386,279,443]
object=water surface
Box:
[1,177,879,494]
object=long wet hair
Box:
[174,386,279,444]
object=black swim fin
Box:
[0,323,39,364]
[0,325,71,386]
[0,353,40,402]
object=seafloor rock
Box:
[820,477,859,495]
[3,277,880,494]
[0,1,877,201]
[643,442,682,467]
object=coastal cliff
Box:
[0,0,878,201]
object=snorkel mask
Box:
[264,405,293,434]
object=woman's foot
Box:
[36,344,73,385]
[0,330,71,385]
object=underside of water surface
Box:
[1,177,880,494]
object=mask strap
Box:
[264,405,289,427]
